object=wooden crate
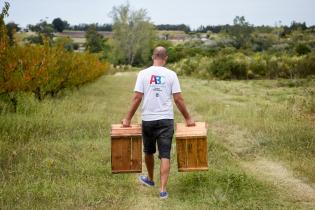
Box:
[175,122,208,172]
[110,124,142,174]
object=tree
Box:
[85,25,105,53]
[52,18,69,32]
[110,3,156,65]
[26,20,54,44]
[228,16,254,49]
[6,22,20,45]
[155,24,191,33]
[0,1,9,54]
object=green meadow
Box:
[1,72,314,209]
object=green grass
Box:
[180,77,315,183]
[1,72,315,209]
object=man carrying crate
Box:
[122,46,195,199]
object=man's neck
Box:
[153,60,165,67]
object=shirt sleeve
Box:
[172,73,181,93]
[134,72,144,93]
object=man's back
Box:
[134,66,181,121]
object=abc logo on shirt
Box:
[149,75,166,85]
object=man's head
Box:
[152,46,168,65]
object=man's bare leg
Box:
[160,158,170,192]
[145,154,154,181]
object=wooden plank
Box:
[111,137,132,173]
[186,138,198,168]
[111,138,125,172]
[176,122,207,138]
[130,137,142,171]
[197,138,208,168]
[121,137,131,171]
[176,138,187,170]
[111,124,141,137]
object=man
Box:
[122,46,195,199]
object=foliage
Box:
[24,35,43,45]
[210,54,248,79]
[26,20,54,44]
[85,25,107,53]
[250,32,277,52]
[155,24,191,33]
[228,16,254,49]
[68,23,113,31]
[54,37,78,52]
[110,3,156,66]
[168,52,315,80]
[281,21,308,36]
[6,22,20,45]
[295,43,311,55]
[52,18,69,32]
[156,40,218,63]
[0,39,109,102]
[0,1,9,54]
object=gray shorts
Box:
[142,119,174,159]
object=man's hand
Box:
[185,117,196,127]
[121,118,131,127]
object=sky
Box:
[2,0,315,29]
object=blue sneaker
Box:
[138,175,155,187]
[160,191,168,199]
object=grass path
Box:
[128,72,315,209]
[1,72,315,209]
[210,122,315,206]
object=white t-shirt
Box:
[134,66,181,121]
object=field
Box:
[1,72,315,209]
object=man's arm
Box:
[173,92,195,126]
[121,91,143,127]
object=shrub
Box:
[295,43,311,55]
[249,54,268,78]
[169,51,315,80]
[209,55,248,80]
[0,40,109,103]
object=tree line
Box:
[19,18,314,34]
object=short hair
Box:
[153,46,168,60]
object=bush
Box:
[0,40,109,102]
[249,54,268,78]
[295,52,315,77]
[295,43,311,55]
[209,55,248,80]
[169,51,315,80]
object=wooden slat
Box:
[176,122,207,138]
[176,138,187,170]
[111,124,141,137]
[121,137,131,170]
[111,138,125,172]
[186,138,198,168]
[197,138,208,168]
[130,137,142,171]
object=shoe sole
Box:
[138,176,154,187]
[160,195,168,199]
